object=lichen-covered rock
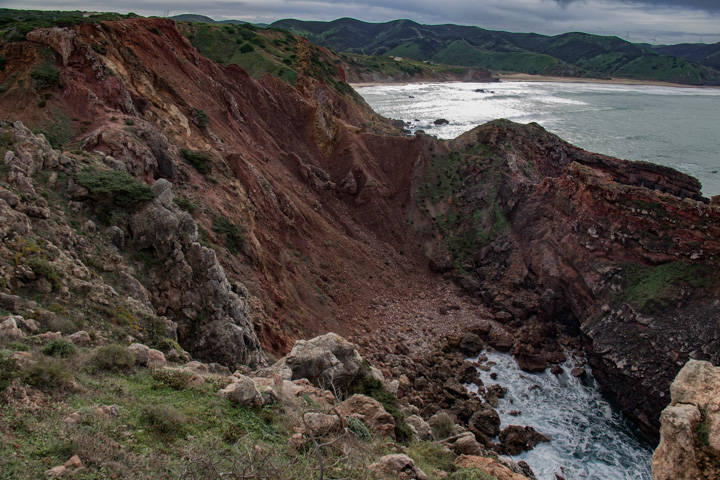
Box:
[217,374,262,407]
[0,317,24,341]
[369,454,428,480]
[455,455,530,480]
[406,414,433,441]
[283,332,362,392]
[652,359,720,479]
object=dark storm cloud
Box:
[553,0,720,11]
[2,0,718,44]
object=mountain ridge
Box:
[271,17,720,85]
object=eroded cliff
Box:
[1,15,718,446]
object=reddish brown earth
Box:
[2,17,719,438]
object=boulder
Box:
[455,455,529,480]
[302,412,343,437]
[339,394,395,438]
[651,404,702,480]
[0,317,25,341]
[459,333,484,356]
[217,374,263,407]
[498,425,550,455]
[66,330,91,347]
[445,432,485,456]
[369,454,429,480]
[406,414,433,441]
[468,405,501,441]
[284,333,363,392]
[652,359,720,479]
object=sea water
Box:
[355,82,720,197]
[468,351,653,480]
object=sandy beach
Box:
[351,74,717,89]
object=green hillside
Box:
[271,18,720,85]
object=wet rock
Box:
[498,425,550,455]
[468,405,501,442]
[459,333,484,356]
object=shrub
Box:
[153,337,183,355]
[173,197,198,214]
[0,352,18,391]
[73,168,154,205]
[347,416,371,439]
[151,368,192,390]
[42,338,77,357]
[141,405,187,436]
[21,357,73,392]
[408,441,456,475]
[239,43,254,54]
[30,62,60,89]
[192,108,209,129]
[0,55,6,70]
[179,148,211,174]
[349,376,412,443]
[431,411,456,440]
[90,344,136,372]
[212,216,245,255]
[25,257,62,291]
[5,341,29,352]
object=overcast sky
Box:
[3,0,719,44]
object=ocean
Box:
[355,81,720,197]
[469,351,653,480]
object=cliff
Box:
[1,13,719,457]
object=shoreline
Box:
[351,74,718,89]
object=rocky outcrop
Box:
[257,332,363,393]
[418,120,720,436]
[651,360,720,479]
[368,454,429,480]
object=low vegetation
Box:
[73,167,154,205]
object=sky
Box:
[3,0,719,45]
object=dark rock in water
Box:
[459,333,484,356]
[408,95,415,98]
[434,118,450,125]
[550,365,563,375]
[571,367,586,378]
[517,353,547,373]
[459,362,480,384]
[468,404,501,442]
[498,425,550,455]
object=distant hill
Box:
[652,42,720,71]
[170,13,250,25]
[271,18,720,86]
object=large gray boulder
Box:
[283,332,363,392]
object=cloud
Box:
[552,0,720,12]
[2,0,718,44]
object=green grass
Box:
[614,261,715,312]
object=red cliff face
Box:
[433,120,720,436]
[2,17,719,438]
[1,17,433,358]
